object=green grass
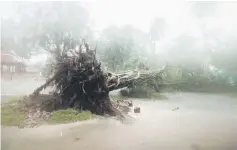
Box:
[1,96,94,126]
[150,92,168,100]
[1,97,25,126]
[2,96,23,104]
[47,109,94,124]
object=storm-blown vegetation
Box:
[1,1,237,122]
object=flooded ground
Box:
[2,92,237,150]
[1,75,45,96]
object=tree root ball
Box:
[32,39,163,117]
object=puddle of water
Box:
[2,93,237,150]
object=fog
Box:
[1,1,237,150]
[1,1,237,74]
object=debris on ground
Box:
[134,107,141,113]
[172,107,179,111]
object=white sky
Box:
[1,0,237,64]
[1,1,237,37]
[85,0,237,39]
[87,1,198,36]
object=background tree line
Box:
[1,1,237,82]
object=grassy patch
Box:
[150,93,168,100]
[120,88,168,100]
[1,96,23,105]
[1,96,94,126]
[1,97,25,126]
[47,109,94,124]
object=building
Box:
[1,53,26,73]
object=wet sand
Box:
[2,93,237,150]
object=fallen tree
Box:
[31,37,165,116]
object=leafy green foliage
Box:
[97,25,149,71]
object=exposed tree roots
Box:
[31,39,165,117]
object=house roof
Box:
[1,53,25,64]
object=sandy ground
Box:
[1,76,237,150]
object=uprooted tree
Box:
[31,34,166,116]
